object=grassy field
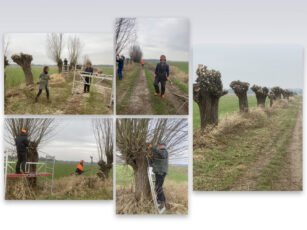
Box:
[116,164,188,187]
[168,61,189,74]
[5,66,58,89]
[193,98,300,191]
[193,94,269,128]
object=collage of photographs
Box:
[2,18,303,215]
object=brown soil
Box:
[230,101,302,191]
[127,68,153,115]
[273,102,303,191]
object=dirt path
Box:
[126,68,153,115]
[231,102,302,191]
[274,102,303,191]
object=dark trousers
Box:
[84,77,91,92]
[16,151,26,174]
[118,68,123,80]
[155,173,166,203]
[36,86,49,99]
[154,77,166,95]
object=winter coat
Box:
[155,62,169,81]
[117,58,124,70]
[150,147,169,174]
[84,66,94,74]
[38,72,50,90]
[15,133,29,154]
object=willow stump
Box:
[194,65,228,129]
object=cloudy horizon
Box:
[193,45,303,89]
[5,33,113,66]
[120,18,189,62]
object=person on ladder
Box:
[15,129,29,174]
[75,160,84,175]
[84,61,94,93]
[148,142,168,210]
[153,55,170,99]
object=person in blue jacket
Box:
[116,55,125,80]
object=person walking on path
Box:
[154,55,169,99]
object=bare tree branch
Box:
[115,18,137,55]
[46,33,64,73]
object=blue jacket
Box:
[117,58,124,70]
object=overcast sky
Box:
[193,45,303,89]
[121,18,189,61]
[5,33,113,65]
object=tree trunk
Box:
[132,154,151,201]
[57,59,63,73]
[270,98,273,107]
[197,93,219,129]
[255,94,266,107]
[237,94,248,112]
[97,160,112,180]
[26,142,38,187]
[11,54,34,85]
[22,66,34,85]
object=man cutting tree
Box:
[15,129,29,174]
[148,142,169,209]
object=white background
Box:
[0,0,306,230]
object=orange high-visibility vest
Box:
[77,164,83,171]
[142,60,144,64]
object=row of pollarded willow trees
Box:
[193,65,296,129]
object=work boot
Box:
[161,94,165,99]
[154,92,159,96]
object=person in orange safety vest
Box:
[75,160,84,175]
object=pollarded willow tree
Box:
[92,118,113,180]
[281,89,293,100]
[11,53,34,85]
[193,65,228,129]
[5,118,57,186]
[116,118,188,201]
[271,87,282,100]
[115,18,136,55]
[251,85,269,107]
[230,80,250,112]
[67,35,83,70]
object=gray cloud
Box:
[5,33,113,65]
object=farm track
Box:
[273,102,303,191]
[127,68,153,115]
[231,101,302,191]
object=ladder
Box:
[4,152,56,194]
[147,161,166,214]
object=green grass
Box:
[169,61,189,74]
[5,66,58,89]
[144,67,176,115]
[193,94,269,129]
[116,164,188,188]
[100,67,113,76]
[116,64,141,114]
[193,98,300,191]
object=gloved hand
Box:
[154,74,157,78]
[167,76,170,81]
[148,144,152,149]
